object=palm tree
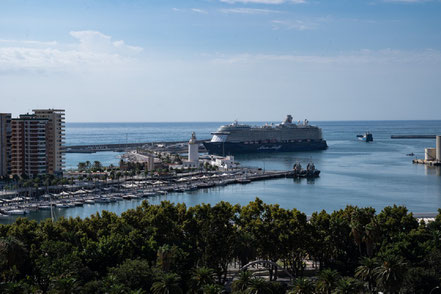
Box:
[289,277,315,294]
[355,257,378,293]
[350,208,378,257]
[202,284,224,294]
[374,255,407,294]
[232,270,254,292]
[316,269,340,294]
[77,162,86,171]
[244,277,273,294]
[333,277,363,294]
[151,273,183,294]
[189,267,215,293]
[0,236,27,278]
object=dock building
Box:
[414,135,441,166]
[209,155,237,170]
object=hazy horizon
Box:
[64,119,441,123]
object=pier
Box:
[65,140,208,153]
[391,135,436,139]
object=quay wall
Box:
[65,140,208,153]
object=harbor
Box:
[2,1,441,291]
[2,120,441,223]
[0,168,302,220]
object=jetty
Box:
[412,159,441,166]
[391,135,436,139]
[409,135,441,167]
[65,140,208,153]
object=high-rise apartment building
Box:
[33,109,65,174]
[10,114,48,177]
[0,109,65,177]
[0,113,12,178]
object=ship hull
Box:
[203,140,328,155]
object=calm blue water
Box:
[3,121,441,224]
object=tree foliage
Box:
[0,200,440,293]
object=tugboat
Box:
[357,132,373,142]
[288,162,320,178]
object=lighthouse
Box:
[188,132,199,162]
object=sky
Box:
[1,0,441,122]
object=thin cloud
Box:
[271,19,316,30]
[383,0,431,2]
[0,31,143,74]
[69,30,143,53]
[0,39,58,46]
[210,49,441,65]
[220,0,305,4]
[220,8,281,14]
[191,8,208,14]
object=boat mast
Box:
[50,194,55,222]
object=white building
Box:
[183,132,200,168]
[210,155,237,170]
[188,132,199,162]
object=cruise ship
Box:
[203,115,327,155]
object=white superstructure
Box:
[210,115,323,143]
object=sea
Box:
[2,120,441,224]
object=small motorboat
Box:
[406,152,415,156]
[95,197,110,203]
[357,132,373,142]
[6,209,26,215]
[56,203,70,208]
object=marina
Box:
[0,169,302,221]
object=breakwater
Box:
[391,135,436,139]
[65,140,208,153]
